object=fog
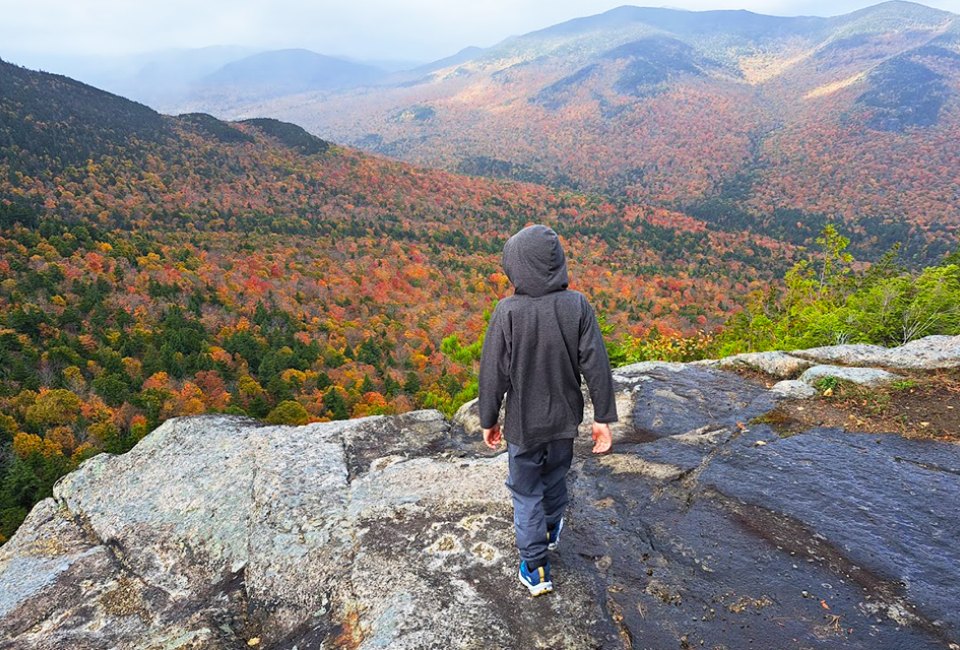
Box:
[3,0,959,67]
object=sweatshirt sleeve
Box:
[478,305,510,429]
[578,296,618,423]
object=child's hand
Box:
[592,422,612,454]
[483,424,503,449]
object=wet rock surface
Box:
[2,335,959,649]
[628,365,778,438]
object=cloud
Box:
[1,0,958,62]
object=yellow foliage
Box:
[13,432,62,459]
[411,353,429,371]
[11,389,38,418]
[281,369,307,385]
[86,359,103,377]
[72,442,95,463]
[122,357,143,378]
[88,420,117,445]
[0,413,19,438]
[180,398,206,415]
[63,365,87,391]
[35,242,59,261]
[25,388,82,428]
[136,252,163,269]
[238,375,266,398]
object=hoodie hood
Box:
[502,225,569,297]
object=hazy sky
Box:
[2,0,959,63]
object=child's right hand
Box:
[591,422,612,454]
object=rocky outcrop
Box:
[718,350,813,378]
[1,335,959,649]
[791,336,960,370]
[706,334,960,396]
[798,364,903,387]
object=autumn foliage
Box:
[0,58,799,542]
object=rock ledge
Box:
[2,336,959,649]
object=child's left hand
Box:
[482,424,503,449]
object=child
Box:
[479,224,617,596]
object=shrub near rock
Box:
[265,400,310,425]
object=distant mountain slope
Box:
[0,57,170,171]
[116,46,265,108]
[0,56,790,321]
[168,49,388,113]
[1,46,262,110]
[414,46,486,74]
[226,1,959,262]
[0,59,800,462]
[204,49,385,92]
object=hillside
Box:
[1,336,958,648]
[0,58,794,542]
[9,46,264,112]
[219,1,960,263]
[170,49,388,113]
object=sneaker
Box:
[547,517,564,551]
[518,560,553,596]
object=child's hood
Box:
[502,225,569,297]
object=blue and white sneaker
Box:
[519,560,553,596]
[547,517,564,551]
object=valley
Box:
[178,2,960,262]
[0,0,958,579]
[0,56,791,542]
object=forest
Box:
[277,10,960,265]
[1,57,957,546]
[0,59,797,542]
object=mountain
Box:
[2,46,264,110]
[169,48,388,113]
[409,45,486,75]
[2,335,959,647]
[0,57,794,544]
[3,47,395,115]
[117,46,267,108]
[227,1,960,263]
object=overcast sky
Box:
[2,0,959,64]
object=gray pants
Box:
[505,438,575,563]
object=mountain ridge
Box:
[0,55,802,549]
[205,2,959,263]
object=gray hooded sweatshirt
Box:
[479,225,618,449]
